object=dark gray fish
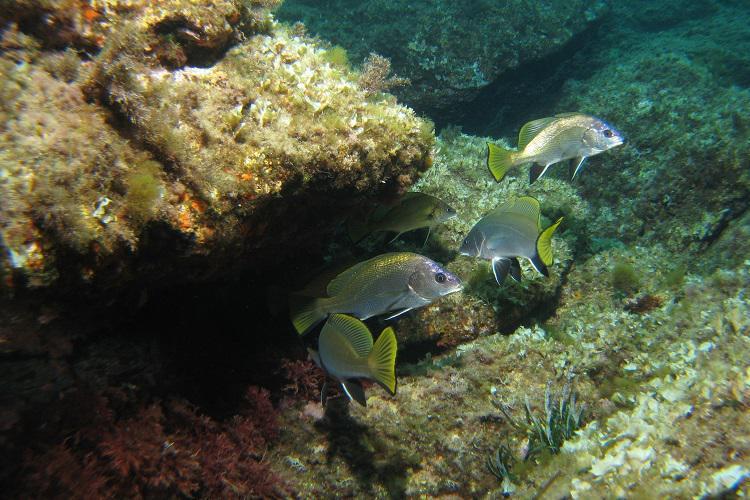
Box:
[460,196,563,285]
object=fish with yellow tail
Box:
[348,192,457,245]
[460,196,563,285]
[290,252,462,335]
[487,113,624,183]
[308,314,397,406]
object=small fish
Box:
[308,314,397,406]
[487,113,624,183]
[348,192,457,245]
[459,196,563,285]
[290,252,462,335]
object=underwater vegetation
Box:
[14,386,286,498]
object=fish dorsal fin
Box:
[518,117,558,149]
[323,313,373,358]
[492,196,542,229]
[367,327,397,395]
[536,217,564,267]
[401,191,423,201]
[326,260,370,296]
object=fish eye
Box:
[603,129,614,138]
[435,272,447,283]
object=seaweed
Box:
[611,261,641,295]
[494,381,585,458]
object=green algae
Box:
[321,45,349,68]
[611,261,640,295]
[125,160,164,223]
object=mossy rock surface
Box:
[0,3,433,294]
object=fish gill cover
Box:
[1,0,749,498]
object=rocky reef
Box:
[1,0,749,497]
[276,0,608,121]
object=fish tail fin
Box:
[532,217,564,276]
[487,142,517,182]
[289,294,326,335]
[367,327,397,395]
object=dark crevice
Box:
[444,19,607,138]
[702,193,750,246]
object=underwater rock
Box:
[273,242,750,497]
[0,0,276,58]
[550,2,750,259]
[276,0,607,119]
[0,5,433,294]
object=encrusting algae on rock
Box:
[0,0,434,293]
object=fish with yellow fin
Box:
[460,196,563,285]
[290,252,462,335]
[348,192,457,245]
[487,113,624,183]
[308,314,397,406]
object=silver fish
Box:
[290,252,462,335]
[487,113,624,183]
[309,314,397,406]
[460,196,563,285]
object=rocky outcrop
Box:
[277,0,607,119]
[0,0,434,295]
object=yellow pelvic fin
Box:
[367,327,398,395]
[487,142,517,182]
[289,294,326,335]
[536,217,564,266]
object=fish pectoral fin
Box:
[571,156,587,180]
[384,308,413,320]
[509,258,523,283]
[492,258,511,285]
[341,380,367,406]
[529,163,551,184]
